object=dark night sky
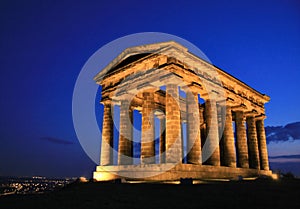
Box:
[0,0,299,178]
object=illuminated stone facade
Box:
[93,41,272,181]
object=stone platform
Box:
[93,163,273,182]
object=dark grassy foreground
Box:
[0,179,300,209]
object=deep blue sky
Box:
[0,0,299,177]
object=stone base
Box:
[93,163,273,182]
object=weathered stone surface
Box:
[100,102,113,165]
[141,91,155,164]
[118,100,133,165]
[186,91,201,164]
[93,41,272,181]
[94,163,273,181]
[247,116,260,169]
[204,99,220,166]
[235,111,249,168]
[256,119,270,170]
[165,84,182,163]
[222,106,236,167]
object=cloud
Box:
[266,121,300,143]
[39,137,74,145]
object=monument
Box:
[93,41,272,182]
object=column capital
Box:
[246,114,257,120]
[224,105,232,110]
[255,114,266,120]
[231,103,247,112]
[112,92,135,102]
[100,99,112,105]
[181,83,202,94]
[200,88,222,101]
[140,87,158,93]
[155,110,165,119]
[244,109,260,118]
[234,110,246,122]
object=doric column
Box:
[256,118,269,170]
[235,111,249,168]
[160,117,166,163]
[165,84,182,163]
[223,106,236,167]
[141,91,155,164]
[204,99,220,166]
[218,104,224,166]
[199,107,206,149]
[247,116,260,169]
[100,102,113,165]
[186,91,201,164]
[118,100,133,165]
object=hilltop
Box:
[0,179,299,209]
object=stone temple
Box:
[93,41,273,182]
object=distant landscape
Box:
[0,178,299,209]
[266,122,300,176]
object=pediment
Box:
[94,41,188,81]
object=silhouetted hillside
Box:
[0,180,300,209]
[271,162,300,176]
